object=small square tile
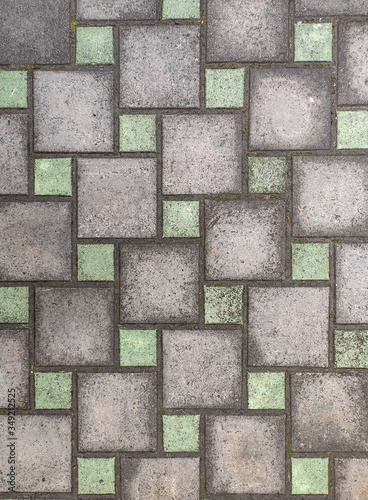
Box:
[119,114,156,152]
[292,243,330,280]
[163,0,200,18]
[337,111,368,149]
[34,372,72,409]
[77,244,114,281]
[77,0,156,20]
[335,458,368,500]
[294,23,332,61]
[204,285,243,324]
[0,114,28,194]
[247,372,285,410]
[34,158,72,196]
[76,27,114,65]
[120,329,157,367]
[0,287,29,323]
[334,330,368,368]
[163,201,200,238]
[248,157,287,193]
[206,69,245,108]
[291,458,329,495]
[163,415,200,452]
[78,458,115,495]
[0,71,27,108]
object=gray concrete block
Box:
[77,0,156,20]
[0,114,28,194]
[295,0,368,15]
[335,459,368,500]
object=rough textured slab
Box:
[0,114,28,194]
[77,0,156,20]
[335,459,368,500]
[295,0,368,15]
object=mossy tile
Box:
[120,329,157,366]
[335,330,368,368]
[76,27,114,65]
[78,457,115,494]
[337,111,368,149]
[294,23,332,61]
[204,285,243,324]
[34,158,72,196]
[206,68,245,108]
[34,372,72,409]
[119,114,156,152]
[292,243,329,280]
[163,201,200,238]
[163,414,200,452]
[77,244,114,281]
[248,157,287,194]
[163,0,200,18]
[0,287,29,323]
[0,71,27,108]
[291,458,329,495]
[247,372,285,410]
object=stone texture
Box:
[77,0,156,20]
[247,372,285,410]
[34,158,72,196]
[206,415,285,495]
[248,287,329,366]
[335,459,368,500]
[294,23,333,62]
[0,287,29,323]
[120,26,200,108]
[76,27,114,66]
[78,158,157,238]
[207,0,288,62]
[35,287,114,366]
[77,244,114,281]
[120,243,199,323]
[78,458,115,495]
[34,372,72,409]
[162,114,242,194]
[0,71,27,108]
[291,372,368,451]
[293,156,368,237]
[205,199,285,280]
[163,414,200,452]
[295,0,368,15]
[162,201,200,238]
[292,243,330,280]
[249,68,331,150]
[34,71,114,152]
[337,111,368,149]
[335,330,368,368]
[0,114,28,194]
[291,458,329,495]
[0,202,71,281]
[163,329,242,408]
[204,285,244,324]
[120,329,157,367]
[119,114,156,152]
[205,68,245,108]
[163,0,200,19]
[248,156,287,194]
[78,372,157,451]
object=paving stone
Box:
[206,415,285,494]
[295,0,368,16]
[76,27,114,66]
[248,156,287,194]
[34,158,72,196]
[249,68,331,150]
[163,201,200,238]
[204,285,244,324]
[335,330,368,368]
[335,458,368,500]
[294,23,333,62]
[120,243,199,323]
[163,329,242,408]
[207,0,288,62]
[121,458,200,500]
[78,457,115,495]
[77,244,114,281]
[247,372,285,410]
[205,68,245,108]
[120,26,200,108]
[0,71,27,108]
[119,329,157,367]
[0,202,71,281]
[291,372,368,451]
[336,244,368,324]
[119,114,156,152]
[337,111,368,149]
[34,71,114,152]
[0,287,29,323]
[77,0,156,20]
[78,372,157,451]
[162,114,242,194]
[291,458,329,495]
[35,287,114,366]
[162,414,200,452]
[0,114,28,194]
[34,372,72,409]
[205,200,285,280]
[0,415,71,492]
[292,243,330,280]
[78,158,156,238]
[0,0,70,64]
[0,329,29,409]
[163,0,200,19]
[248,287,329,367]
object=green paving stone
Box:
[162,0,200,18]
[205,68,245,109]
[34,372,72,409]
[163,414,200,452]
[119,329,157,366]
[294,23,332,61]
[291,458,329,495]
[34,158,72,196]
[248,157,287,194]
[0,71,27,108]
[77,244,114,281]
[335,330,368,368]
[0,287,29,323]
[337,111,368,149]
[76,26,114,65]
[247,372,285,410]
[119,114,156,152]
[204,285,243,324]
[163,201,200,238]
[292,243,329,280]
[78,457,115,494]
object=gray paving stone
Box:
[248,287,329,367]
[0,114,28,194]
[249,68,331,150]
[206,415,285,495]
[163,329,242,408]
[207,0,288,62]
[120,243,199,323]
[0,329,29,409]
[293,156,368,237]
[0,415,71,492]
[295,0,368,16]
[34,71,114,152]
[336,244,368,324]
[120,26,200,108]
[77,0,156,19]
[78,373,157,451]
[35,287,114,366]
[162,114,242,194]
[0,202,71,281]
[121,458,200,500]
[291,373,368,451]
[335,459,368,500]
[338,22,368,105]
[205,200,285,280]
[77,158,157,238]
[0,0,70,64]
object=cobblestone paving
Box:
[1,0,368,498]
